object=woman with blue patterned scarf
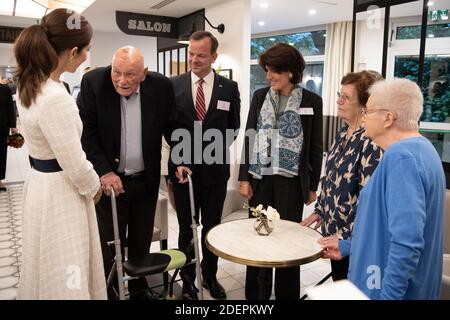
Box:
[238,43,323,300]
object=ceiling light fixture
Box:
[258,21,265,26]
[0,0,95,19]
[260,3,269,9]
[308,9,317,15]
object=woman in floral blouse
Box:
[301,70,383,281]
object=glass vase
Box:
[253,216,274,236]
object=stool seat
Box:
[123,249,191,277]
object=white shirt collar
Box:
[191,70,214,85]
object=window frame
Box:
[250,25,327,97]
[388,19,450,132]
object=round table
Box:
[205,218,323,268]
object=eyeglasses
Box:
[337,91,355,103]
[361,107,396,119]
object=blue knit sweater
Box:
[339,136,445,300]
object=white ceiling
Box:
[251,0,354,34]
[0,0,449,35]
[82,0,226,32]
[83,0,355,34]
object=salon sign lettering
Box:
[116,11,178,38]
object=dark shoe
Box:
[182,281,198,300]
[202,277,227,299]
[0,187,6,192]
[130,290,164,300]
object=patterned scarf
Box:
[249,85,304,179]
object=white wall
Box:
[0,16,35,72]
[60,31,158,91]
[0,46,15,67]
[205,0,251,186]
[89,31,158,71]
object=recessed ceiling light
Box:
[308,9,317,15]
[0,0,95,19]
[260,3,269,9]
[258,21,265,26]
[428,1,434,6]
[269,38,276,41]
[428,33,435,37]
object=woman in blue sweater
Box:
[319,78,445,300]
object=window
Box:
[251,30,326,60]
[389,9,450,162]
[394,54,450,161]
[394,55,450,123]
[250,29,326,99]
[396,23,450,40]
[157,46,188,77]
[303,63,324,96]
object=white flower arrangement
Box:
[244,204,280,221]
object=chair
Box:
[152,191,169,289]
[221,187,247,222]
[442,254,450,300]
[444,189,450,255]
[153,190,169,250]
[107,178,203,300]
[441,190,450,299]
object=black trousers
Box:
[172,176,227,282]
[246,175,304,300]
[95,176,157,298]
[0,127,8,180]
[331,256,349,281]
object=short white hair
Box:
[369,78,423,131]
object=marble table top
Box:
[206,218,323,268]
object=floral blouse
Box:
[314,124,383,239]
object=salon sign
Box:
[0,26,24,43]
[116,11,178,38]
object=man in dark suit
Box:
[0,83,17,191]
[170,31,241,300]
[78,46,187,299]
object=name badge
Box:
[299,108,314,115]
[217,100,230,111]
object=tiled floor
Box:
[0,182,23,300]
[0,143,332,300]
[153,203,332,300]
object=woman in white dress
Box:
[14,9,106,299]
